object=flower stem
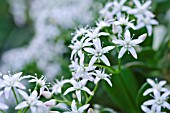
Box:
[0,109,6,113]
[22,107,29,113]
[85,83,99,104]
[12,87,19,104]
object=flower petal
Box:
[84,48,95,54]
[0,103,8,109]
[89,56,97,66]
[81,87,93,95]
[71,100,77,111]
[18,89,28,100]
[76,90,81,102]
[78,104,90,113]
[63,87,75,95]
[131,33,147,45]
[102,46,115,53]
[146,25,152,36]
[124,29,131,41]
[100,55,110,66]
[4,87,11,99]
[128,47,137,59]
[104,78,112,87]
[118,47,127,59]
[15,101,29,109]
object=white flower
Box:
[143,79,168,96]
[99,2,114,19]
[112,29,147,59]
[44,99,56,107]
[93,69,112,87]
[52,79,70,94]
[71,26,89,42]
[0,72,25,99]
[70,54,95,81]
[64,100,89,113]
[86,28,109,40]
[84,38,114,66]
[15,90,44,113]
[128,0,154,18]
[143,91,170,112]
[69,37,92,60]
[28,75,48,96]
[63,79,93,102]
[141,105,165,113]
[114,15,136,30]
[136,16,159,36]
[0,91,8,109]
[112,24,122,35]
[96,19,113,29]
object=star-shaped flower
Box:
[112,29,147,59]
[84,38,114,66]
[143,79,168,96]
[63,100,89,113]
[63,79,93,102]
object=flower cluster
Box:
[141,79,170,112]
[0,0,161,113]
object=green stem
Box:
[53,95,71,105]
[85,83,99,104]
[12,87,19,104]
[22,107,29,113]
[0,109,6,113]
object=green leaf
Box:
[103,67,141,113]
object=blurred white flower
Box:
[0,72,25,99]
[136,16,159,36]
[15,90,44,113]
[112,29,147,59]
[44,99,56,107]
[114,15,136,30]
[86,28,110,40]
[143,79,168,96]
[52,78,70,94]
[143,90,170,112]
[84,38,114,66]
[141,105,165,113]
[70,54,95,81]
[96,19,113,29]
[0,91,8,109]
[28,75,48,96]
[128,0,154,18]
[69,37,92,60]
[64,79,93,102]
[93,69,112,87]
[64,100,89,113]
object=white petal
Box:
[15,101,29,109]
[104,78,112,87]
[112,39,124,45]
[78,104,90,113]
[133,0,141,8]
[14,82,26,89]
[81,87,93,95]
[76,90,81,102]
[127,23,136,30]
[89,56,97,66]
[0,103,8,109]
[118,47,127,59]
[84,48,95,54]
[128,47,137,59]
[162,92,170,100]
[30,106,37,113]
[100,55,110,66]
[71,100,77,111]
[31,90,38,99]
[102,46,115,53]
[131,33,147,45]
[159,81,167,87]
[146,79,155,87]
[124,29,131,41]
[146,25,152,36]
[4,87,11,99]
[94,77,100,84]
[63,87,75,95]
[150,19,159,25]
[18,89,28,100]
[143,0,152,9]
[163,102,170,109]
[143,100,155,105]
[98,32,110,37]
[141,105,150,112]
[136,23,145,29]
[44,99,56,107]
[143,88,153,96]
[93,38,102,50]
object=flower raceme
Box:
[112,29,147,59]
